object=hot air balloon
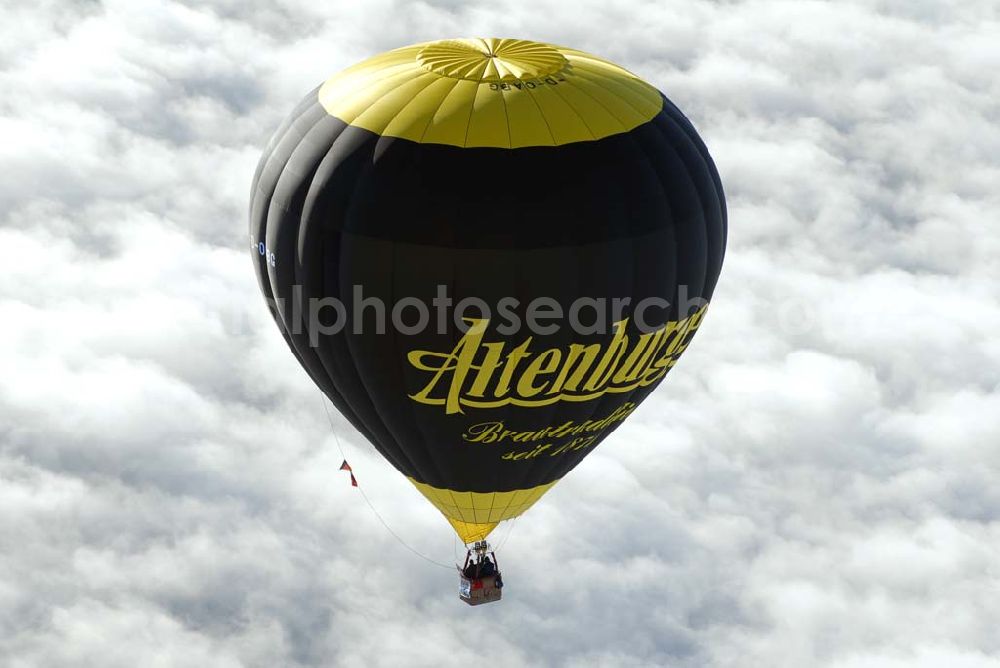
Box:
[249,38,725,602]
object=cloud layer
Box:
[1,1,998,666]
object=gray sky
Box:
[2,1,999,666]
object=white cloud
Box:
[1,0,998,666]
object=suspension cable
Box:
[495,515,520,552]
[319,394,454,571]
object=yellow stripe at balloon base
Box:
[446,519,499,544]
[407,477,560,543]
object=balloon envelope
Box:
[250,38,726,543]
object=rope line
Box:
[496,515,519,552]
[319,394,454,571]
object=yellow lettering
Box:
[516,349,562,397]
[406,305,709,413]
[462,421,504,443]
[582,319,630,391]
[467,342,506,397]
[407,318,489,414]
